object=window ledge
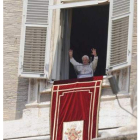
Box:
[42,94,130,107]
[26,94,130,108]
[40,88,52,94]
[25,102,51,108]
[40,76,110,94]
[101,93,130,102]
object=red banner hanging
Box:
[51,76,103,140]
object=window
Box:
[50,0,134,82]
[69,5,109,79]
[18,0,134,83]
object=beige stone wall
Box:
[130,0,137,93]
[3,0,28,121]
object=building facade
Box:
[4,0,137,139]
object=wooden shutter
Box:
[106,0,134,73]
[19,0,51,79]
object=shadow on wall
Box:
[15,78,29,119]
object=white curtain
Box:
[60,9,72,80]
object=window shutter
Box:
[18,0,51,79]
[106,0,134,73]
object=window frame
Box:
[49,1,98,9]
[50,0,110,81]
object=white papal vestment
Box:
[70,57,98,78]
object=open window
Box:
[50,0,134,81]
[69,4,109,79]
[18,0,134,82]
[59,4,109,79]
[18,0,51,79]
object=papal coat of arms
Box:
[63,121,84,140]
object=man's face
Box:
[82,57,89,65]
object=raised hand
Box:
[69,49,73,58]
[91,48,97,56]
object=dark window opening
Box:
[69,4,109,79]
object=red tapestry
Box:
[51,76,103,140]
